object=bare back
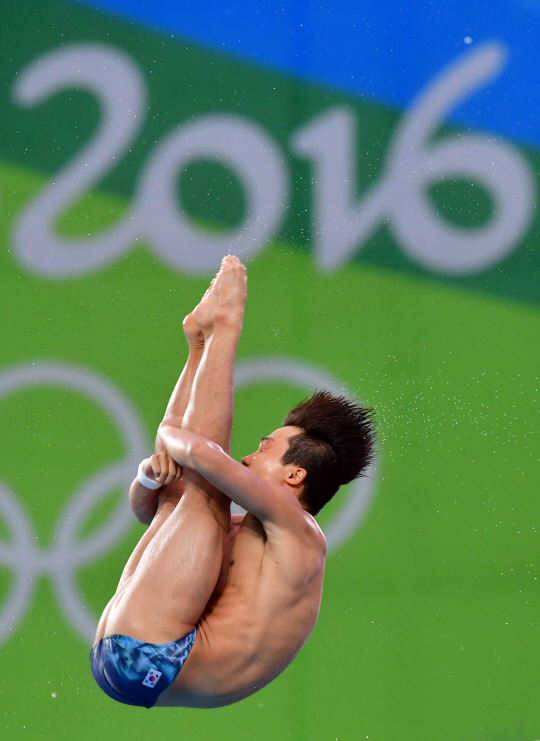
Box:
[157,512,326,708]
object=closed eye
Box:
[259,436,273,452]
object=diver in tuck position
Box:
[91,255,376,709]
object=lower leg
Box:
[102,259,246,643]
[183,326,240,454]
[182,257,246,456]
[105,315,205,599]
[155,312,205,453]
[178,255,246,521]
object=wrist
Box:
[137,459,162,490]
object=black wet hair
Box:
[282,390,376,516]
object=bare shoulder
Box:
[299,512,327,577]
[263,489,326,585]
[302,510,327,553]
[265,482,326,548]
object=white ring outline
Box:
[0,361,148,644]
[234,357,378,553]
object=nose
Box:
[242,453,254,467]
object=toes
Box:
[222,254,243,268]
[220,255,246,277]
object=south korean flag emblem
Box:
[142,668,162,688]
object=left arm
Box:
[129,451,182,525]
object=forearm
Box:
[159,425,287,522]
[129,478,160,525]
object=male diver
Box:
[91,255,375,708]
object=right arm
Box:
[158,426,318,540]
[129,451,182,525]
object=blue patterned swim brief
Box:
[90,629,197,708]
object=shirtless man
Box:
[91,256,375,709]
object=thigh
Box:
[101,476,229,644]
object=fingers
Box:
[166,453,182,484]
[142,458,156,479]
[144,452,182,487]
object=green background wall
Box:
[0,1,538,739]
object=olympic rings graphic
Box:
[234,357,378,554]
[0,357,376,647]
[0,361,148,646]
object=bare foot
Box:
[182,312,204,348]
[193,255,247,335]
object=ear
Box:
[285,466,307,488]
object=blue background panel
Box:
[73,0,540,148]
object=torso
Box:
[156,512,326,708]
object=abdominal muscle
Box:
[156,515,324,708]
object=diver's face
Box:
[241,426,303,485]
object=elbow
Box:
[157,420,175,440]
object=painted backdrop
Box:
[0,1,538,739]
